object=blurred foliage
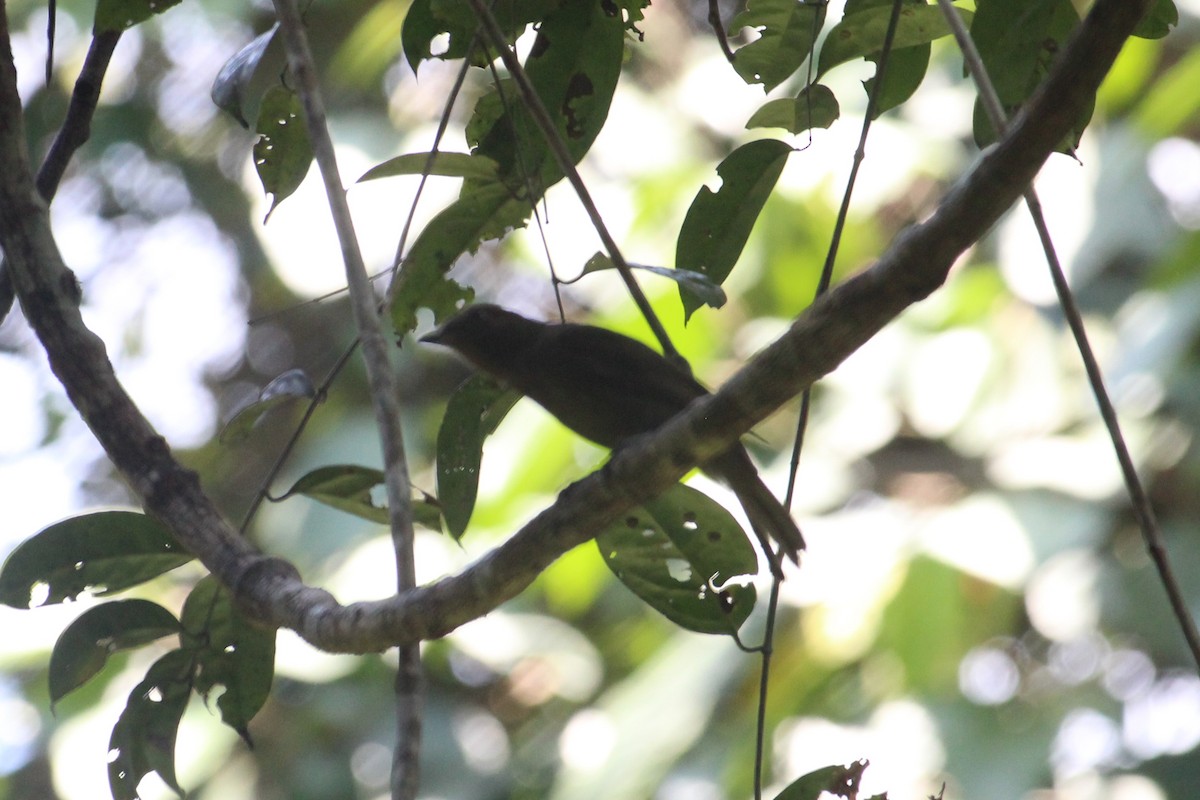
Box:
[2,0,1200,799]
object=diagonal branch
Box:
[0,0,1152,654]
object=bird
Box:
[420,303,804,569]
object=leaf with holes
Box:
[676,139,792,321]
[181,577,275,741]
[597,483,758,635]
[254,86,313,221]
[108,649,191,800]
[817,3,969,79]
[277,464,443,529]
[0,510,192,608]
[436,375,521,539]
[730,0,826,92]
[50,600,180,707]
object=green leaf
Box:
[731,0,826,92]
[357,152,501,184]
[1133,0,1178,39]
[816,4,969,79]
[580,253,728,310]
[219,369,316,444]
[276,464,442,529]
[181,577,275,740]
[596,484,758,635]
[210,25,281,129]
[50,600,180,706]
[401,0,562,73]
[108,649,191,800]
[746,83,840,134]
[676,139,792,321]
[436,375,521,539]
[968,0,1081,148]
[775,760,868,800]
[842,0,935,118]
[388,186,518,334]
[254,86,313,221]
[94,0,183,32]
[0,510,192,608]
[470,0,624,189]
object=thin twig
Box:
[709,0,737,63]
[935,0,1200,672]
[462,0,681,362]
[0,30,121,324]
[270,0,424,796]
[771,3,905,794]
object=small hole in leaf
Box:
[706,530,722,543]
[682,512,698,531]
[625,516,640,528]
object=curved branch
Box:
[0,0,1152,653]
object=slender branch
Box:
[462,0,681,363]
[937,0,1200,672]
[269,0,422,796]
[0,30,121,324]
[0,0,1153,656]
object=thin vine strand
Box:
[934,0,1200,672]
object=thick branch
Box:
[0,0,1151,653]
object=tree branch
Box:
[0,0,1151,654]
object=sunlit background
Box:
[3,0,1200,798]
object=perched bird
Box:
[421,303,804,568]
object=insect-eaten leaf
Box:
[108,649,191,800]
[730,0,826,93]
[276,465,443,530]
[596,483,758,635]
[254,86,314,221]
[436,375,521,539]
[775,760,870,800]
[211,24,281,128]
[746,84,840,134]
[220,368,316,444]
[816,4,970,78]
[181,577,275,740]
[0,510,191,608]
[50,600,181,707]
[676,139,792,321]
[578,253,727,311]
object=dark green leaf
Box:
[254,86,313,221]
[357,152,500,183]
[108,650,191,800]
[94,0,183,32]
[401,0,562,72]
[470,0,623,189]
[277,465,442,529]
[817,4,969,79]
[775,760,867,800]
[968,0,1081,148]
[731,0,826,92]
[436,375,521,539]
[1133,0,1177,39]
[676,139,792,321]
[210,25,281,128]
[219,369,315,444]
[0,510,192,608]
[389,185,523,334]
[580,253,728,310]
[597,484,758,635]
[746,83,840,134]
[181,577,275,740]
[50,600,180,706]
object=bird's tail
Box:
[708,448,805,572]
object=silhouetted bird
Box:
[421,303,804,568]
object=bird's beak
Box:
[419,327,444,345]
